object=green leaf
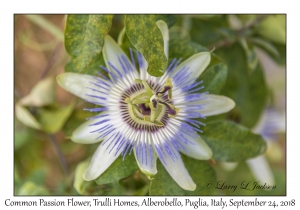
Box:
[201,120,267,161]
[199,62,228,94]
[37,102,75,134]
[14,118,34,150]
[271,43,286,65]
[190,15,229,47]
[65,53,106,75]
[150,160,182,195]
[217,43,268,128]
[240,64,268,127]
[95,154,139,185]
[150,156,217,195]
[169,38,208,62]
[125,15,167,77]
[239,38,258,73]
[257,15,286,44]
[65,15,113,72]
[236,14,257,25]
[18,181,49,195]
[155,14,177,28]
[257,42,286,66]
[248,37,280,58]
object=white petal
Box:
[134,139,157,179]
[201,94,235,117]
[57,72,107,102]
[83,141,125,181]
[246,155,275,186]
[71,115,108,144]
[179,135,212,160]
[155,144,196,191]
[170,52,211,87]
[156,20,169,58]
[103,35,137,80]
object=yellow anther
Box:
[144,116,149,121]
[165,78,173,88]
[153,120,164,126]
[142,80,153,96]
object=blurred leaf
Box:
[95,154,139,185]
[15,103,41,130]
[103,182,125,195]
[217,43,268,128]
[236,14,257,25]
[169,26,191,40]
[25,15,64,41]
[248,37,280,58]
[257,15,286,44]
[201,121,267,161]
[240,64,268,126]
[62,109,93,137]
[19,77,55,107]
[19,30,57,51]
[109,15,126,40]
[134,184,150,196]
[258,42,286,66]
[155,14,177,28]
[14,165,20,184]
[150,156,217,195]
[199,62,228,94]
[65,53,106,75]
[187,14,219,20]
[272,43,286,65]
[26,169,47,186]
[190,15,229,47]
[18,181,49,195]
[65,15,113,72]
[37,102,75,133]
[125,15,167,77]
[74,159,93,195]
[239,38,258,73]
[14,118,34,150]
[169,38,208,61]
[119,172,149,195]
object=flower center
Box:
[121,78,179,128]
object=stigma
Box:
[124,78,179,127]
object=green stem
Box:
[49,134,70,175]
[209,15,270,50]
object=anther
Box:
[125,97,141,113]
[142,80,154,96]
